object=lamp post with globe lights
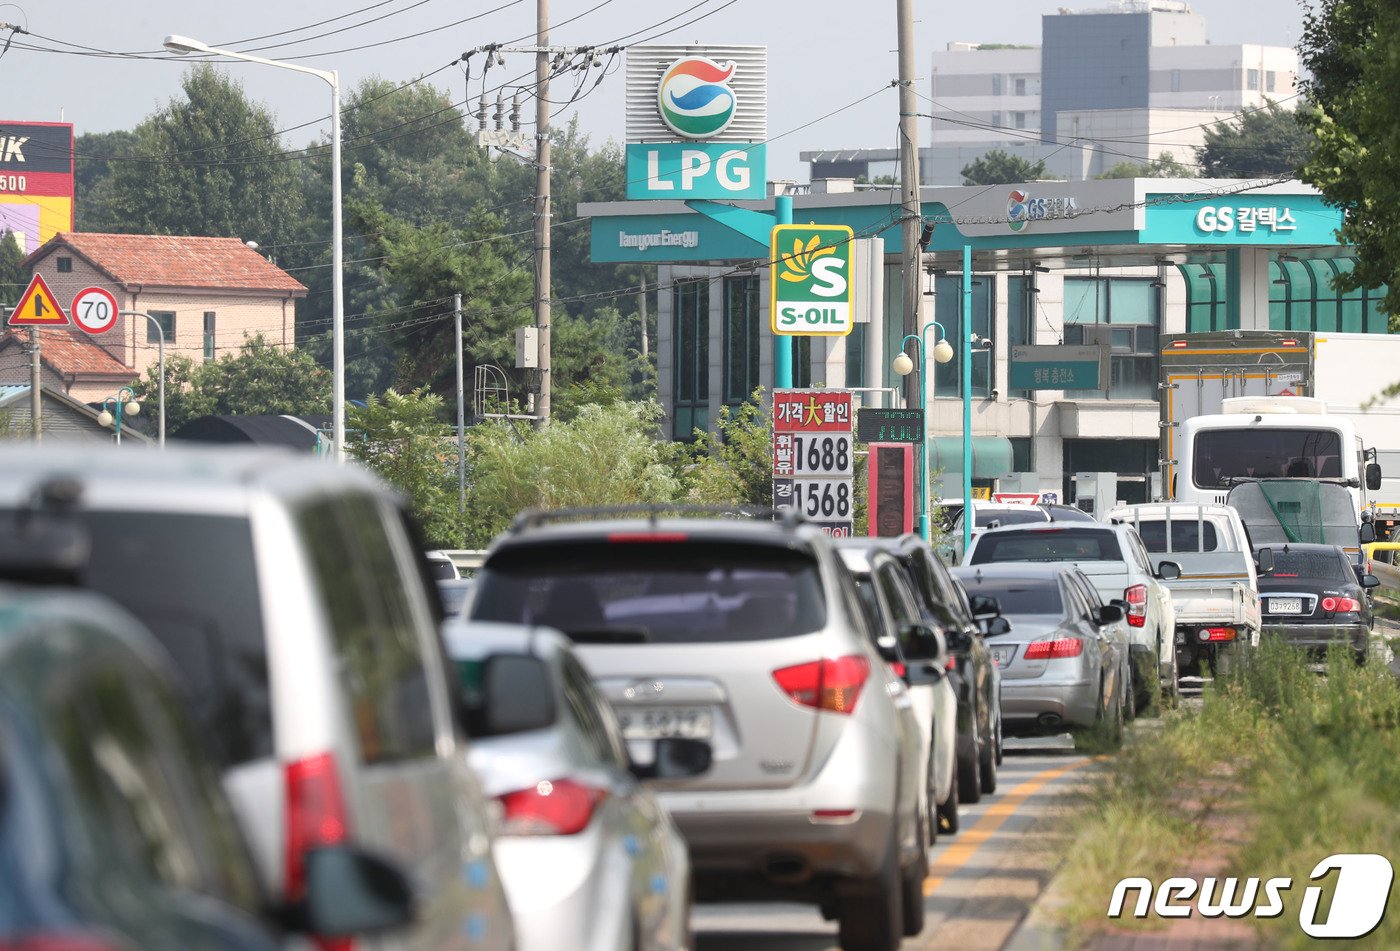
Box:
[892,321,954,541]
[96,387,142,446]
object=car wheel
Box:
[924,748,940,848]
[978,718,998,794]
[837,825,903,951]
[1121,664,1136,722]
[956,730,982,804]
[994,700,1004,766]
[900,811,929,937]
[936,756,961,836]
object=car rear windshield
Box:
[1268,549,1352,582]
[36,510,273,768]
[969,528,1123,565]
[471,540,827,643]
[1136,519,1219,553]
[974,507,1047,528]
[960,578,1063,615]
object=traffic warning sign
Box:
[6,275,70,327]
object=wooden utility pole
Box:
[29,326,41,442]
[534,0,552,424]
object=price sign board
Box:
[773,389,854,537]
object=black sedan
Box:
[1256,543,1380,663]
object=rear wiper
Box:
[566,626,651,645]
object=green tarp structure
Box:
[927,436,1014,478]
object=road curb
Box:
[999,858,1072,951]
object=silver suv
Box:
[0,446,514,950]
[468,511,926,951]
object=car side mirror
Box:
[1256,547,1275,576]
[1363,574,1381,589]
[457,653,556,739]
[1367,462,1383,491]
[1360,521,1377,544]
[281,846,416,938]
[897,623,948,667]
[983,616,1012,637]
[968,593,1002,621]
[1155,560,1181,581]
[1096,603,1125,625]
[630,737,712,780]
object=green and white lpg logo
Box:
[770,224,855,337]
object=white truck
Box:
[1109,502,1261,684]
[1159,330,1398,533]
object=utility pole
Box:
[454,292,466,527]
[28,326,42,442]
[896,0,923,411]
[534,0,552,425]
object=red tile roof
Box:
[26,233,306,294]
[2,329,135,378]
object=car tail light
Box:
[945,655,957,671]
[497,778,607,836]
[890,661,906,678]
[1198,627,1236,642]
[1124,584,1148,628]
[0,935,123,951]
[772,656,870,714]
[284,752,353,951]
[1321,596,1361,613]
[1023,638,1084,660]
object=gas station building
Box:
[581,177,1390,505]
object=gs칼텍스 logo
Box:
[1007,189,1030,232]
[657,56,739,139]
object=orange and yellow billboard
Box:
[0,121,74,255]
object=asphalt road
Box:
[693,736,1100,951]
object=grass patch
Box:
[1055,638,1400,947]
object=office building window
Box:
[933,275,993,399]
[722,276,760,407]
[991,111,1003,128]
[992,74,1002,96]
[1014,77,1026,96]
[56,256,73,273]
[1008,275,1036,399]
[1062,278,1159,399]
[149,310,175,344]
[1013,112,1026,129]
[203,312,216,361]
[1266,70,1276,92]
[1247,69,1260,91]
[1170,69,1181,92]
[845,324,866,389]
[792,336,813,389]
[1010,437,1033,472]
[672,280,709,441]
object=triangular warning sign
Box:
[6,274,70,327]
[1278,387,1296,397]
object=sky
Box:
[0,0,1307,180]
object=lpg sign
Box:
[771,224,855,337]
[625,47,767,200]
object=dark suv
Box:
[839,534,1001,802]
[467,509,928,951]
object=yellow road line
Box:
[924,757,1097,896]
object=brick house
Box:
[3,233,307,402]
[0,329,137,404]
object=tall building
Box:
[804,1,1299,185]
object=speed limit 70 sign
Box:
[71,287,119,334]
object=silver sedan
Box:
[951,563,1127,745]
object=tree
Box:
[74,129,137,228]
[1195,100,1311,178]
[682,392,773,506]
[0,231,24,308]
[132,335,330,433]
[1096,152,1190,179]
[82,65,305,249]
[551,306,654,418]
[960,150,1054,185]
[348,389,459,548]
[1297,0,1400,317]
[465,401,681,545]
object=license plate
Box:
[991,647,1013,668]
[616,706,713,740]
[1268,598,1304,615]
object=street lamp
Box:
[97,386,141,445]
[120,310,165,447]
[892,321,954,541]
[163,33,346,462]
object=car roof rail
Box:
[0,476,90,586]
[507,503,807,534]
